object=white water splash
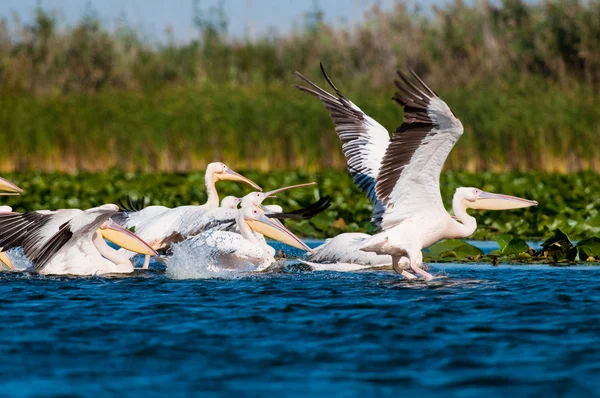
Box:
[4,248,33,271]
[165,235,262,279]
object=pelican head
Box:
[243,206,312,252]
[0,177,23,196]
[457,187,538,210]
[98,218,159,257]
[221,196,241,209]
[208,162,262,191]
[240,182,317,209]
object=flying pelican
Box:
[0,204,158,276]
[296,65,537,279]
[0,176,23,270]
[168,205,313,272]
[114,162,261,252]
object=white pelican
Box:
[221,196,241,209]
[187,182,324,241]
[296,65,537,279]
[0,204,158,276]
[114,162,261,252]
[168,205,313,273]
[0,176,23,270]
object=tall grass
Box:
[0,80,597,172]
[0,1,598,172]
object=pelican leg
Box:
[399,256,417,280]
[411,251,433,281]
[142,255,150,269]
[392,255,417,280]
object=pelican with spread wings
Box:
[296,65,537,279]
[0,205,158,275]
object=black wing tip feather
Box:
[117,196,147,212]
[391,68,439,109]
[33,222,73,271]
[0,212,49,251]
[267,196,332,220]
[319,62,344,98]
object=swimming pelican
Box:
[114,162,261,252]
[0,204,158,275]
[168,205,313,272]
[221,196,241,209]
[116,182,322,272]
[296,65,537,279]
[0,176,23,270]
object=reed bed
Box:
[0,1,598,172]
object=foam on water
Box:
[5,248,32,271]
[165,235,254,279]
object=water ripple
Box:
[1,263,600,397]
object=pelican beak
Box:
[0,177,23,196]
[468,191,538,210]
[98,219,158,256]
[217,169,262,191]
[264,182,316,198]
[0,250,14,270]
[246,212,312,253]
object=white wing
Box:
[114,205,171,231]
[118,205,238,256]
[308,233,391,265]
[0,209,82,269]
[375,69,463,230]
[296,65,389,219]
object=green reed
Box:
[0,1,598,172]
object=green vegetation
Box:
[0,1,599,172]
[425,229,600,265]
[2,170,599,243]
[1,81,598,172]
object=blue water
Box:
[2,242,600,397]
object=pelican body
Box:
[296,65,537,279]
[168,206,312,272]
[0,205,158,275]
[115,162,261,252]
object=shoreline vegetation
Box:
[0,1,598,172]
[2,170,598,242]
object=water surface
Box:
[2,243,600,397]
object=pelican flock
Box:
[0,63,539,280]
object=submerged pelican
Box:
[296,65,537,279]
[114,162,261,252]
[0,205,158,275]
[0,176,23,270]
[169,205,313,272]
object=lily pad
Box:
[496,234,513,252]
[541,229,574,262]
[427,240,483,260]
[576,237,600,261]
[501,238,530,255]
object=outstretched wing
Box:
[0,209,81,270]
[295,64,389,219]
[374,69,463,230]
